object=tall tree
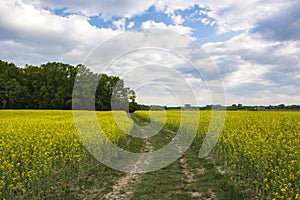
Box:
[0,60,138,111]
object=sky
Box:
[0,0,299,106]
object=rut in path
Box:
[104,128,153,200]
[167,129,218,200]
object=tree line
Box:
[197,104,300,111]
[0,60,147,112]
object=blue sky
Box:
[0,0,299,106]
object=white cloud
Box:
[200,18,210,26]
[201,0,289,33]
[80,29,224,106]
[113,18,126,31]
[141,20,193,37]
[127,21,135,29]
[135,0,293,34]
[23,0,154,19]
[123,65,199,106]
[154,0,196,14]
[252,1,300,41]
[171,14,185,25]
[134,0,290,35]
[0,0,119,66]
[203,32,300,105]
[18,0,293,36]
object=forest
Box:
[0,60,148,112]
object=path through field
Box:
[105,125,154,200]
[57,114,241,200]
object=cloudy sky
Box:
[0,0,299,106]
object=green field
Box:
[1,110,299,199]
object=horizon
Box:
[1,58,299,107]
[137,103,300,107]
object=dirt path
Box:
[169,129,214,199]
[62,115,240,200]
[129,123,232,200]
[104,127,153,200]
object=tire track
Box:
[168,129,218,199]
[104,128,153,200]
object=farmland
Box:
[136,110,300,199]
[1,110,299,199]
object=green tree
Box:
[72,64,98,110]
[0,60,139,111]
[0,77,22,108]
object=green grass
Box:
[46,157,124,199]
[131,125,245,200]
